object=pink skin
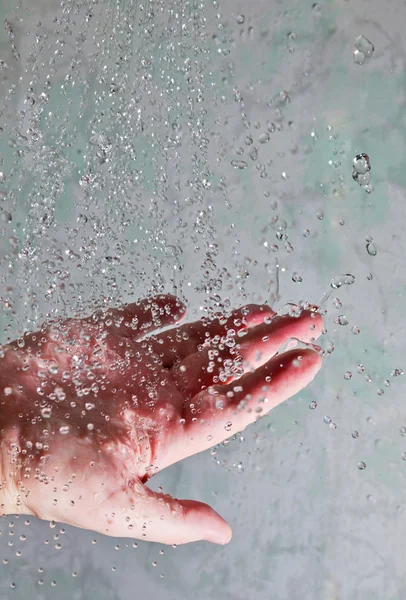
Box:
[0,295,323,545]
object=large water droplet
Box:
[353,153,371,175]
[331,274,355,289]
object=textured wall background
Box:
[0,0,406,598]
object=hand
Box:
[0,295,323,545]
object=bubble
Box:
[357,461,366,470]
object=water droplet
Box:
[316,209,324,220]
[355,35,374,58]
[357,461,366,470]
[236,14,245,24]
[258,133,270,144]
[323,415,332,424]
[352,430,359,439]
[309,401,317,409]
[224,421,232,432]
[400,427,406,436]
[392,368,403,377]
[231,160,247,169]
[335,315,349,326]
[331,274,355,289]
[249,147,258,161]
[59,426,70,435]
[0,172,6,184]
[366,241,377,256]
[351,326,360,335]
[41,407,52,419]
[353,153,371,175]
[292,272,303,283]
[344,371,352,380]
[353,49,366,65]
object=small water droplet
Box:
[351,326,360,335]
[224,421,232,432]
[357,461,366,470]
[400,427,406,436]
[355,35,374,58]
[323,415,332,424]
[309,401,317,409]
[236,14,245,24]
[352,430,359,439]
[231,160,247,169]
[366,241,377,256]
[59,425,70,435]
[353,49,366,65]
[292,272,303,283]
[392,368,403,377]
[344,371,352,380]
[335,315,349,326]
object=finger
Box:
[100,482,232,545]
[148,303,275,368]
[171,311,324,398]
[170,349,322,462]
[86,294,187,340]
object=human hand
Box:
[0,295,323,545]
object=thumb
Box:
[130,484,232,546]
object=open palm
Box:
[0,294,322,545]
